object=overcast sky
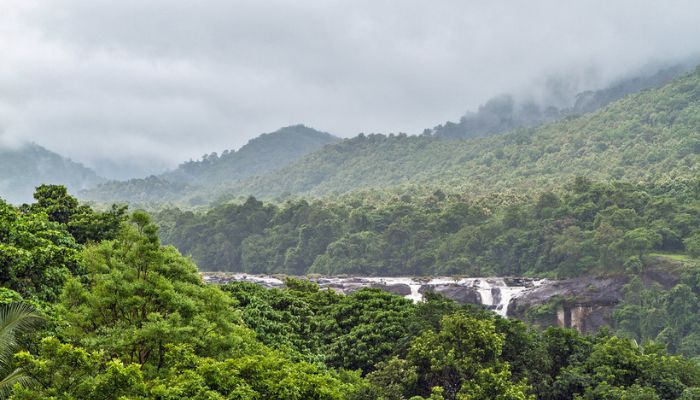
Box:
[1,0,700,178]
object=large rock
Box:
[370,283,412,296]
[509,275,628,333]
[419,284,482,305]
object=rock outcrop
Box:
[510,276,627,333]
[419,284,482,305]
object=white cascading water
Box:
[202,274,542,318]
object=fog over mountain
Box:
[1,1,700,178]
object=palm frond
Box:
[0,303,43,341]
[0,368,33,399]
[0,303,43,398]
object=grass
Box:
[649,252,696,262]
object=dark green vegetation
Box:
[2,186,700,399]
[156,177,700,278]
[614,265,700,362]
[0,143,103,204]
[82,125,339,207]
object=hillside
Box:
[162,124,340,184]
[228,66,700,199]
[0,143,103,204]
[81,125,339,206]
[431,63,691,139]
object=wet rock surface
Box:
[370,283,412,296]
[510,275,628,333]
[419,284,482,305]
[202,266,683,334]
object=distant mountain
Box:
[0,143,103,204]
[431,64,692,139]
[81,125,340,206]
[162,124,340,185]
[227,65,700,199]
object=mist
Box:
[2,0,700,178]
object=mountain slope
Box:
[81,125,339,205]
[229,66,700,198]
[163,124,340,185]
[0,143,103,204]
[431,63,691,139]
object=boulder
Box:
[419,284,481,305]
[370,283,412,296]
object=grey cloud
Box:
[1,0,700,178]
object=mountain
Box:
[81,125,340,206]
[227,66,700,199]
[0,143,103,204]
[430,63,692,139]
[162,124,340,185]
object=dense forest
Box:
[1,186,700,399]
[156,177,700,278]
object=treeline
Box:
[2,186,700,399]
[156,177,700,278]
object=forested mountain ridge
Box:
[162,124,340,184]
[0,143,103,204]
[431,63,691,139]
[81,124,339,206]
[156,177,700,278]
[228,65,700,199]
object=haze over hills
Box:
[0,143,104,204]
[206,65,700,200]
[430,62,694,139]
[77,63,700,207]
[81,125,339,206]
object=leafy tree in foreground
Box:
[13,210,361,399]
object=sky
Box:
[1,0,700,179]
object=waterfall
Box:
[202,273,543,318]
[475,279,494,306]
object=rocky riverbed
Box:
[202,273,547,317]
[201,272,657,333]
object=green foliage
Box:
[0,186,126,301]
[0,198,81,301]
[684,234,700,258]
[157,178,700,278]
[614,262,700,359]
[5,186,700,398]
[13,208,362,399]
[0,303,43,399]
